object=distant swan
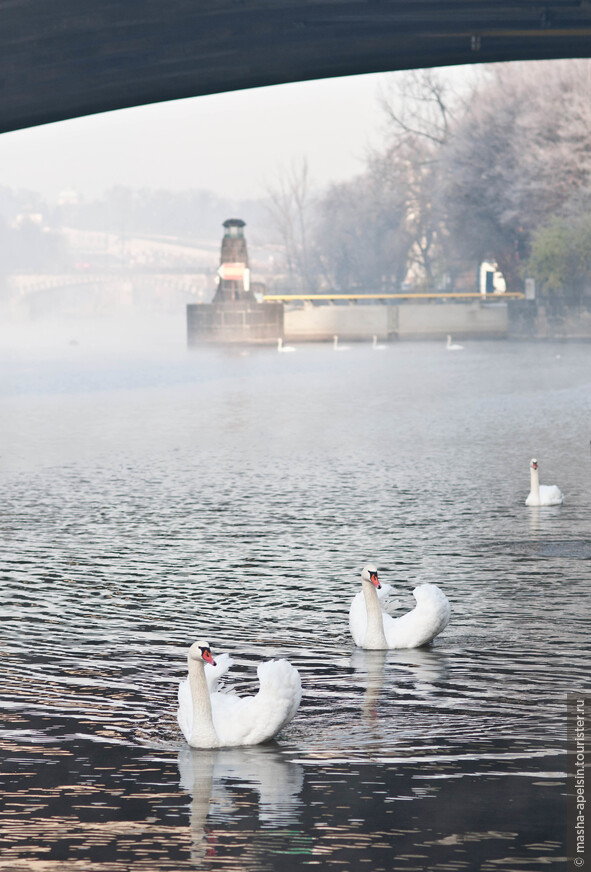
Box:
[178,641,301,748]
[277,338,296,353]
[372,335,386,350]
[446,335,464,351]
[349,565,450,649]
[333,335,350,351]
[525,458,564,506]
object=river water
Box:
[1,321,590,871]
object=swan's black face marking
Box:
[531,460,538,470]
[370,571,381,589]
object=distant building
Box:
[13,212,44,228]
[57,187,80,207]
[480,261,506,294]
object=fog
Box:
[1,60,587,872]
[0,65,483,335]
[0,74,389,203]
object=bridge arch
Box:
[3,2,591,133]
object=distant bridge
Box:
[7,273,205,318]
[10,273,201,296]
[2,2,591,133]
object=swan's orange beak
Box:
[370,572,381,589]
[202,649,217,667]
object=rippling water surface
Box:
[1,322,590,870]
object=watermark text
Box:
[568,693,589,869]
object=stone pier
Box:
[187,301,284,345]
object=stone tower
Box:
[213,218,253,303]
[186,218,283,345]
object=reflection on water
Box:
[1,333,590,869]
[178,746,304,864]
[350,646,450,723]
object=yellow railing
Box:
[263,292,525,302]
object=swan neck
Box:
[530,466,540,498]
[188,658,218,747]
[362,580,388,649]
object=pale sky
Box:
[0,67,478,203]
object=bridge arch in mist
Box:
[3,1,591,134]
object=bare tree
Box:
[264,158,319,291]
[313,70,465,292]
[377,69,466,288]
[379,69,458,147]
[442,60,591,291]
[315,162,410,291]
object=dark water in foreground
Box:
[1,324,590,870]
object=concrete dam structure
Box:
[282,298,508,342]
[187,222,514,347]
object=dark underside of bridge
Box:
[2,1,591,133]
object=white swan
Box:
[349,565,450,650]
[372,335,386,350]
[446,334,464,351]
[177,641,301,749]
[333,335,350,351]
[525,458,564,506]
[277,337,296,353]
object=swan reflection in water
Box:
[350,647,450,721]
[527,503,564,536]
[178,744,304,863]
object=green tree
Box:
[527,214,591,299]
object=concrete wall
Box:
[284,301,507,342]
[509,297,591,339]
[397,301,507,339]
[284,304,390,341]
[187,302,283,345]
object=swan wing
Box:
[349,590,367,647]
[539,484,564,505]
[526,485,564,506]
[256,659,302,732]
[211,659,301,747]
[376,583,393,601]
[383,584,450,649]
[378,584,402,614]
[206,653,234,693]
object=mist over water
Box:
[1,322,589,870]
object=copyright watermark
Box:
[568,694,589,869]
